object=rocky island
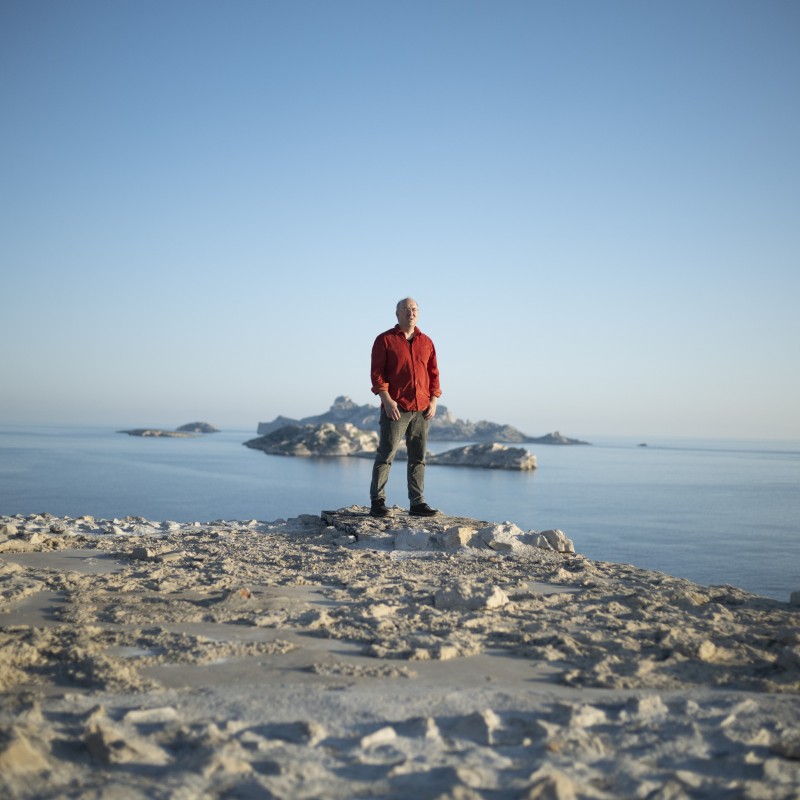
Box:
[244,423,537,470]
[176,421,220,433]
[245,423,379,457]
[118,421,219,437]
[257,396,589,445]
[117,429,198,438]
[428,442,537,470]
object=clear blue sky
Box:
[2,0,798,439]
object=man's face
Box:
[396,301,418,328]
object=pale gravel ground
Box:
[1,508,799,799]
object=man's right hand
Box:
[381,395,402,421]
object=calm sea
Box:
[1,425,798,602]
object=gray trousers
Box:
[369,409,429,505]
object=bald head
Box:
[396,297,417,313]
[395,297,419,335]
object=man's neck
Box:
[399,324,415,339]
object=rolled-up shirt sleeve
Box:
[370,335,390,395]
[428,345,442,398]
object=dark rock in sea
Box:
[118,429,198,438]
[257,396,589,445]
[527,431,590,446]
[176,422,220,433]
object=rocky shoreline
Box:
[1,509,799,798]
[117,428,199,438]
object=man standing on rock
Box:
[369,297,441,518]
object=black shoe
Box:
[370,499,391,517]
[409,503,438,517]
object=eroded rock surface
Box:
[256,395,589,444]
[1,509,799,799]
[428,442,537,470]
[246,424,538,469]
[245,422,378,456]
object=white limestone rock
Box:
[429,442,537,470]
[434,581,510,611]
[360,726,397,749]
[84,718,171,765]
[256,395,590,444]
[621,695,670,722]
[393,527,432,550]
[477,522,528,552]
[364,603,397,619]
[244,423,378,457]
[435,525,477,549]
[537,529,576,554]
[567,704,607,728]
[0,523,19,539]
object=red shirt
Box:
[371,325,442,411]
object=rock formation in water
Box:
[118,429,198,438]
[176,422,220,433]
[257,396,589,444]
[428,443,537,470]
[244,423,379,457]
[119,422,219,437]
[245,424,537,470]
[529,431,587,445]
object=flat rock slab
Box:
[321,505,491,540]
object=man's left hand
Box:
[423,398,438,420]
